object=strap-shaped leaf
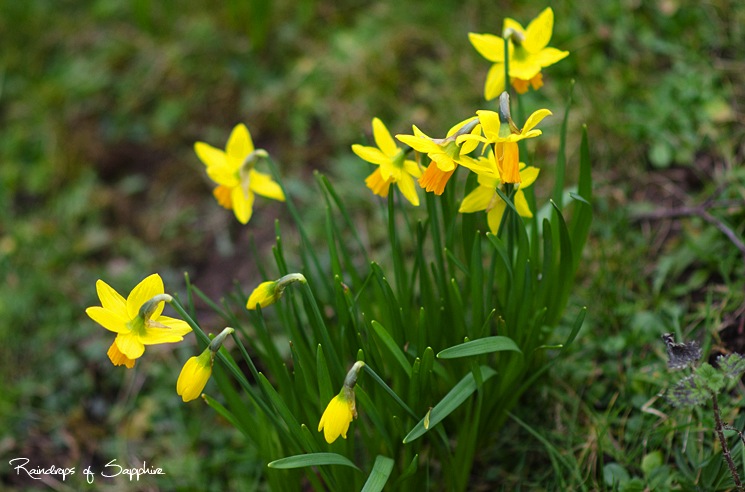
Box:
[267,453,361,471]
[371,320,412,374]
[437,336,521,359]
[403,365,497,443]
[360,455,395,492]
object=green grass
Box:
[2,0,744,490]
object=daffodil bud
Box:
[318,361,366,443]
[177,348,213,403]
[246,273,306,310]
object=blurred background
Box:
[1,0,744,489]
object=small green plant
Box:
[664,333,745,491]
[84,6,590,490]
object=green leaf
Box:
[403,365,497,443]
[394,454,419,486]
[371,320,412,374]
[267,453,361,471]
[436,336,521,359]
[360,455,395,492]
[316,344,333,403]
[717,353,745,381]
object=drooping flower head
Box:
[459,151,540,234]
[194,123,285,224]
[352,118,422,206]
[396,117,480,195]
[469,7,569,99]
[177,327,234,402]
[457,92,550,184]
[318,361,365,443]
[86,274,192,367]
[246,273,306,310]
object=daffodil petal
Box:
[396,134,441,154]
[509,56,542,81]
[127,274,165,320]
[522,109,552,134]
[351,144,390,166]
[226,123,254,161]
[232,186,254,224]
[115,333,146,359]
[152,315,193,336]
[468,33,505,63]
[476,110,502,142]
[372,118,398,157]
[194,142,226,169]
[487,199,507,234]
[140,325,189,345]
[86,306,129,334]
[95,279,127,314]
[459,186,494,213]
[430,153,456,172]
[396,175,419,206]
[519,166,540,188]
[524,7,554,53]
[484,63,507,101]
[403,159,422,178]
[514,190,533,218]
[206,164,239,187]
[249,170,285,201]
[534,47,570,68]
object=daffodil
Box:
[352,118,422,206]
[459,154,540,234]
[177,348,212,402]
[457,94,551,184]
[246,273,306,310]
[318,361,365,443]
[469,7,569,99]
[396,117,479,195]
[86,273,192,366]
[176,327,234,402]
[318,388,357,443]
[194,123,285,224]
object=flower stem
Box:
[712,392,744,491]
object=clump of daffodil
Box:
[194,123,285,224]
[469,7,569,99]
[246,273,306,310]
[318,361,365,444]
[177,327,234,402]
[352,118,422,206]
[396,117,480,195]
[86,273,192,367]
[457,92,550,184]
[459,151,539,234]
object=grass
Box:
[1,0,744,490]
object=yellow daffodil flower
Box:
[246,273,306,310]
[86,273,192,366]
[176,327,234,402]
[177,348,212,402]
[458,96,550,184]
[318,361,365,443]
[194,123,285,224]
[459,154,539,234]
[396,117,480,195]
[469,7,569,99]
[318,388,357,443]
[352,118,422,206]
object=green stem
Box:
[712,392,744,491]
